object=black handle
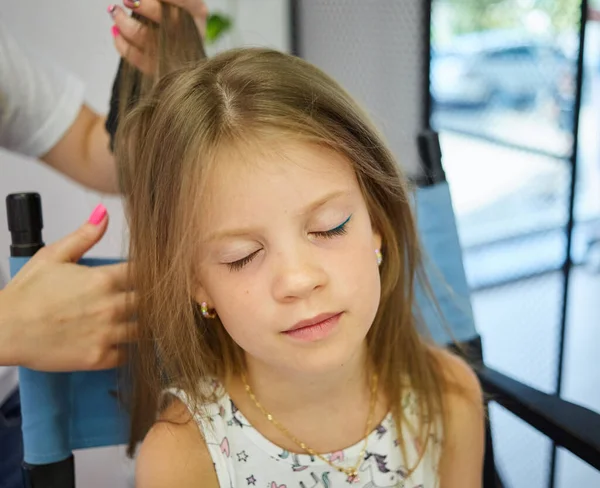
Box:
[477,366,600,471]
[416,130,446,187]
[22,456,75,488]
[6,193,44,257]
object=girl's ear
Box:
[193,281,213,307]
[373,231,382,253]
[191,263,212,306]
[193,277,218,319]
[369,213,383,251]
[371,219,382,254]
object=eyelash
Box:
[226,215,352,272]
[228,251,259,272]
[311,215,352,239]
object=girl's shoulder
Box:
[431,346,483,399]
[430,346,485,487]
[135,396,220,488]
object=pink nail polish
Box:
[124,0,141,8]
[88,204,107,225]
[107,4,116,15]
[111,25,120,38]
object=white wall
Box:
[0,1,288,486]
[296,0,426,178]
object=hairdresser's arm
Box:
[0,24,118,193]
[437,350,485,488]
[135,398,220,488]
[109,0,208,74]
[41,105,118,194]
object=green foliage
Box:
[205,13,233,44]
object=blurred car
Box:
[431,30,575,110]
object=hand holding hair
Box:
[108,0,209,75]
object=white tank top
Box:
[168,383,442,488]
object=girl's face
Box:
[195,140,382,376]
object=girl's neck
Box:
[225,343,388,455]
[234,344,372,416]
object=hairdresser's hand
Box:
[108,0,209,75]
[0,205,137,372]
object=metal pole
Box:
[288,0,300,57]
[548,1,588,487]
[422,0,433,131]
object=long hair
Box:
[115,5,206,132]
[116,47,454,471]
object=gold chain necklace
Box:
[241,372,379,484]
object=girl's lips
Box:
[282,312,342,342]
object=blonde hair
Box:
[115,6,206,130]
[117,47,453,472]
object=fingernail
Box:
[88,204,107,225]
[111,25,120,38]
[107,4,116,16]
[124,0,141,8]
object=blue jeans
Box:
[0,389,25,488]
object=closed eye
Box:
[312,215,352,239]
[226,215,352,271]
[227,250,261,271]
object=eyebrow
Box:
[205,190,348,242]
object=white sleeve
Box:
[0,24,85,158]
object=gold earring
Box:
[201,302,217,319]
[375,249,383,267]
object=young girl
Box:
[116,48,484,487]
